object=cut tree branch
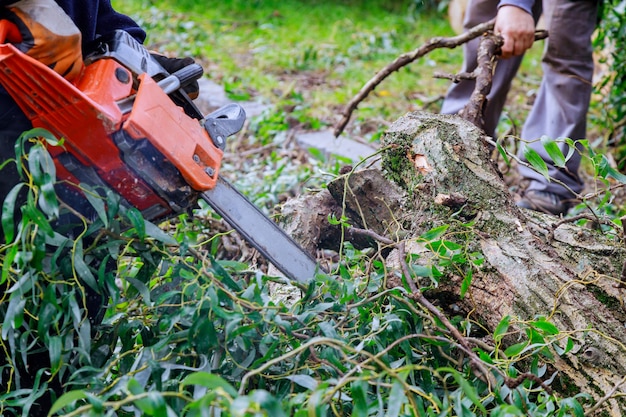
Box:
[333,18,496,137]
[334,22,547,136]
[458,32,502,130]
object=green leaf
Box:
[318,321,338,339]
[409,265,429,278]
[496,142,511,167]
[540,136,566,168]
[249,390,287,417]
[1,183,24,243]
[387,380,406,417]
[420,224,449,242]
[23,127,60,146]
[209,254,242,291]
[181,372,238,397]
[38,174,59,218]
[504,341,528,358]
[284,374,319,391]
[125,277,152,306]
[527,327,546,345]
[559,397,585,417]
[478,349,494,364]
[135,392,167,417]
[82,184,108,228]
[351,380,368,416]
[493,315,511,343]
[127,378,145,395]
[599,155,626,183]
[126,207,146,240]
[522,145,550,180]
[1,244,18,285]
[460,269,472,298]
[2,296,26,339]
[72,240,98,291]
[444,368,487,414]
[144,220,177,245]
[22,204,54,237]
[48,336,63,375]
[49,390,90,414]
[27,145,46,185]
[532,319,559,336]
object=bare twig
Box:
[617,216,626,288]
[506,372,553,395]
[551,213,621,234]
[459,30,547,130]
[433,71,476,83]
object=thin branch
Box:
[459,30,547,130]
[506,372,553,395]
[551,213,621,234]
[433,71,476,83]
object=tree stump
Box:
[379,111,626,414]
[284,111,626,414]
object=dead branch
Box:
[333,19,496,137]
[334,23,548,137]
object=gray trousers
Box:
[441,0,598,198]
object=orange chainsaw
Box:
[0,22,319,282]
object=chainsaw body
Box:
[0,27,321,281]
[0,29,245,221]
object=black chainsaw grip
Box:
[171,63,204,88]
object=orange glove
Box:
[1,0,83,80]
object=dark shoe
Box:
[516,190,570,216]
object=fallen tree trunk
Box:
[282,111,626,415]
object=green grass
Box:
[113,0,463,136]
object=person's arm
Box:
[49,0,146,44]
[93,1,146,43]
[495,1,536,59]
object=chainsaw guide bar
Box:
[202,177,319,282]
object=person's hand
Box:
[1,0,83,80]
[151,53,200,99]
[494,5,535,59]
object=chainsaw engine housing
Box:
[0,29,245,222]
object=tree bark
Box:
[284,111,626,415]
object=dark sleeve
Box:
[54,0,146,44]
[93,0,146,43]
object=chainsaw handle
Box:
[117,63,204,114]
[170,62,204,87]
[156,63,203,95]
[0,20,22,44]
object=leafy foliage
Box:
[0,130,594,416]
